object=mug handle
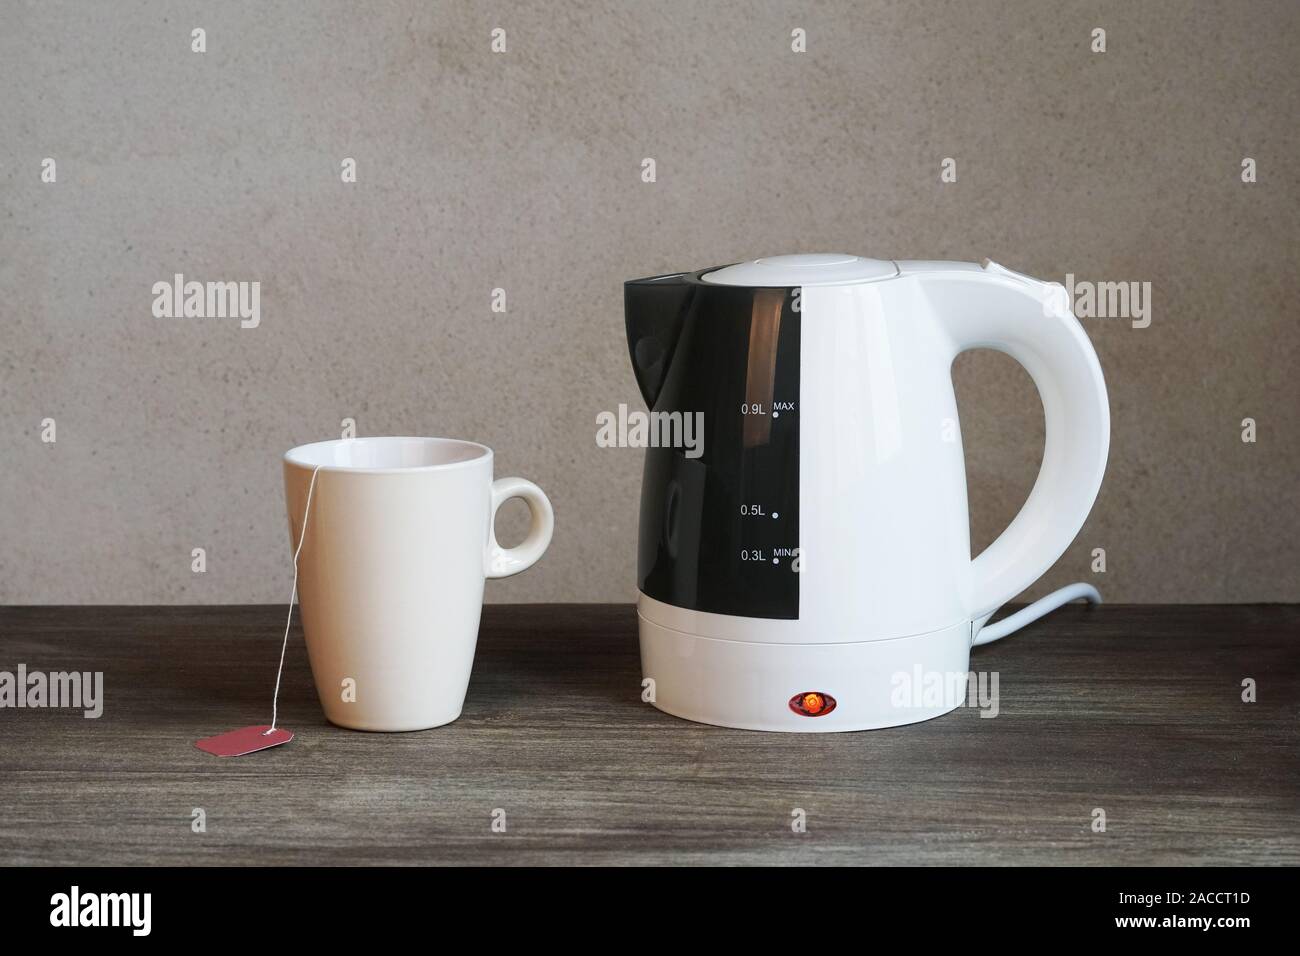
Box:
[484,477,555,579]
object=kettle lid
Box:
[701,253,898,287]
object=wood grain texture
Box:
[0,604,1296,866]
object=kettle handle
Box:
[920,261,1110,622]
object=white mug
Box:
[282,436,554,731]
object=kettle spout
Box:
[625,273,694,409]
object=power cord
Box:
[972,582,1101,647]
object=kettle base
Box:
[637,614,974,732]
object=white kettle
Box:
[625,254,1109,731]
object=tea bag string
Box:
[268,464,322,734]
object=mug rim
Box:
[283,436,493,474]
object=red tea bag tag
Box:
[196,725,293,757]
[195,465,320,759]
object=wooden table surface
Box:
[1,604,1296,866]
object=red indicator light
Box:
[789,691,836,717]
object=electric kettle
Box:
[625,254,1109,731]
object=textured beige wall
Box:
[2,0,1297,605]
